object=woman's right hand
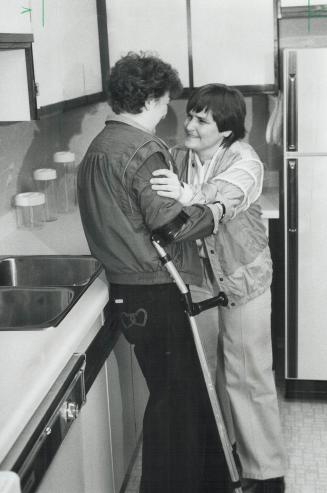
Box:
[150,169,183,201]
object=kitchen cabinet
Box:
[0,0,106,118]
[30,0,103,113]
[0,2,35,121]
[106,335,138,493]
[29,315,115,493]
[279,0,327,19]
[106,0,277,93]
[190,0,276,90]
[36,364,114,493]
[280,0,326,6]
[106,0,190,87]
[26,334,146,493]
[0,265,147,493]
[0,1,32,34]
[0,44,35,121]
[80,364,115,493]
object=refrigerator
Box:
[284,47,327,396]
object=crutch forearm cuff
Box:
[151,210,189,246]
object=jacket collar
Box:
[106,114,170,151]
[106,114,155,135]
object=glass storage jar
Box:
[53,151,76,213]
[14,192,46,230]
[33,168,58,221]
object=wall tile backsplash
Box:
[0,95,271,225]
[0,103,111,221]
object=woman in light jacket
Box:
[151,83,286,493]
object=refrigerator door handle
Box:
[287,158,298,378]
[288,159,297,233]
[287,51,297,152]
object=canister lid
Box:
[53,151,75,163]
[15,192,46,207]
[33,168,57,180]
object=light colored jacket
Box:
[171,141,272,307]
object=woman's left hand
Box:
[150,169,183,200]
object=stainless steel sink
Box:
[0,256,102,287]
[0,255,103,330]
[0,287,76,330]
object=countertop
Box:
[0,275,109,465]
[259,187,279,219]
[0,187,279,256]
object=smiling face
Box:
[184,109,231,161]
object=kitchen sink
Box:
[0,255,103,330]
[0,287,76,330]
[0,256,102,287]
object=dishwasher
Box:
[0,354,86,493]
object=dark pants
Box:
[109,283,229,493]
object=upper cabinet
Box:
[106,0,278,94]
[0,1,36,121]
[0,47,34,120]
[0,0,106,120]
[107,0,190,87]
[280,0,326,5]
[280,0,327,17]
[0,0,32,33]
[190,0,276,89]
[31,0,103,114]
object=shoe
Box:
[242,477,285,493]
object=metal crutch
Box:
[152,238,243,493]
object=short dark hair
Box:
[108,52,183,114]
[186,83,246,148]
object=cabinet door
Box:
[106,0,190,87]
[31,0,102,108]
[0,50,31,121]
[190,0,276,88]
[280,0,324,5]
[36,409,86,493]
[80,365,115,493]
[36,365,114,493]
[106,335,136,493]
[0,0,32,33]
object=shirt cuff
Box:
[206,203,221,234]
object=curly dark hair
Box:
[187,83,246,148]
[108,52,183,114]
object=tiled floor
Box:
[278,382,327,492]
[125,380,327,492]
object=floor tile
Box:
[125,380,327,492]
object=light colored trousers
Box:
[190,264,286,480]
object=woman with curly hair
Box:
[78,54,229,492]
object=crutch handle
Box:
[192,292,228,314]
